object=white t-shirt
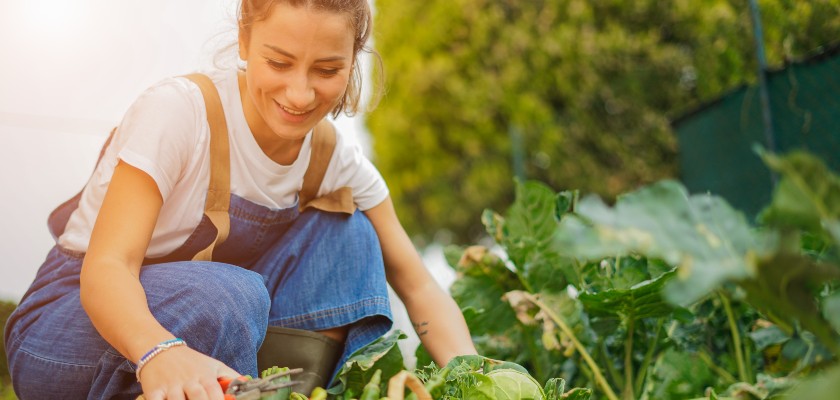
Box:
[58,69,389,258]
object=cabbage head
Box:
[463,368,545,400]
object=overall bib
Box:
[4,74,393,399]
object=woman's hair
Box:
[238,0,383,117]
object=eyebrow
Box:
[263,44,347,63]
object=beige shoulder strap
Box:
[299,120,355,214]
[183,73,231,262]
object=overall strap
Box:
[182,73,231,262]
[299,120,355,214]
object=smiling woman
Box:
[2,1,478,399]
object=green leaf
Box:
[780,363,840,399]
[758,149,840,248]
[646,349,716,400]
[823,291,840,333]
[461,373,496,400]
[556,191,577,221]
[543,378,565,399]
[739,252,840,356]
[327,330,407,396]
[577,270,677,321]
[449,246,521,335]
[561,387,593,400]
[260,366,292,399]
[490,180,572,292]
[482,369,546,400]
[748,326,790,351]
[555,180,762,306]
[444,244,465,270]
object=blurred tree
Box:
[368,0,840,242]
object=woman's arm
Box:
[80,160,236,400]
[364,196,477,367]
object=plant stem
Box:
[524,327,545,381]
[697,350,737,384]
[600,341,624,390]
[634,319,663,396]
[526,293,620,400]
[719,291,749,383]
[623,317,635,400]
[744,329,754,382]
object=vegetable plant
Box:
[430,149,840,399]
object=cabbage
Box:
[463,368,545,400]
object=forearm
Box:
[402,282,477,367]
[80,258,174,363]
[364,198,478,365]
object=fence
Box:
[673,44,840,220]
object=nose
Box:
[285,71,315,110]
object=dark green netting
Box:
[673,46,840,221]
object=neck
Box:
[238,71,304,166]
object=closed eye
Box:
[316,68,340,77]
[266,59,290,70]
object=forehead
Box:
[249,3,355,54]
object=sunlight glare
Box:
[18,0,89,42]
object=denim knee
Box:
[141,262,270,375]
[302,210,379,246]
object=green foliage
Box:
[259,366,293,400]
[466,369,544,399]
[0,300,16,399]
[555,179,764,306]
[369,0,840,241]
[413,355,589,400]
[444,150,840,399]
[328,330,408,398]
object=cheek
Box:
[247,67,280,96]
[322,74,352,103]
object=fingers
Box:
[183,381,211,400]
[142,388,185,400]
[143,379,222,400]
[141,389,165,400]
[138,350,235,400]
[216,364,241,380]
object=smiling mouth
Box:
[279,103,312,116]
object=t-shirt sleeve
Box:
[114,78,202,200]
[322,134,390,211]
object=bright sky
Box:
[0,0,374,301]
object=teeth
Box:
[281,105,308,115]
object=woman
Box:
[4,0,477,398]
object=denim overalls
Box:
[4,74,393,399]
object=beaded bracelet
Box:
[135,338,187,382]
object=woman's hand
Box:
[138,346,240,400]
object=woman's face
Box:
[239,3,354,141]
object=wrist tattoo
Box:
[413,321,430,337]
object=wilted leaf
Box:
[450,246,521,335]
